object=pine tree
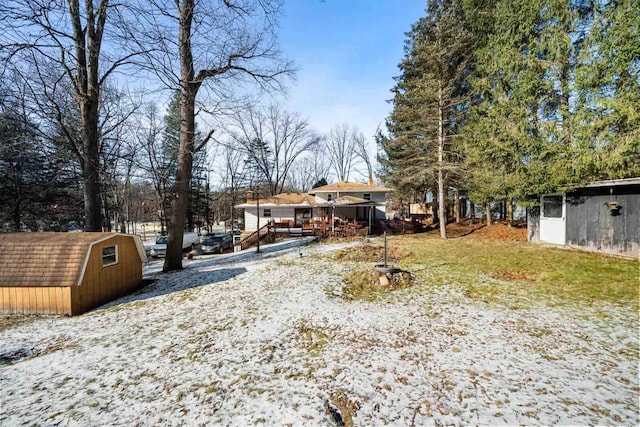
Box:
[380,0,474,238]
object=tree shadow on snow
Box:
[94,238,315,313]
[96,267,248,311]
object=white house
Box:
[236,181,392,234]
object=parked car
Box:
[149,232,199,258]
[200,233,233,254]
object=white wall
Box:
[244,207,299,231]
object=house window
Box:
[542,195,563,218]
[102,246,118,267]
[363,193,371,201]
[327,194,332,201]
[263,208,272,217]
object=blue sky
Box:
[271,0,426,145]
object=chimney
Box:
[246,191,254,202]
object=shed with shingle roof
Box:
[0,233,147,315]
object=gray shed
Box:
[528,177,640,257]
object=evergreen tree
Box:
[380,0,474,238]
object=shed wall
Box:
[1,235,143,315]
[565,185,639,257]
[0,286,72,315]
[71,235,143,315]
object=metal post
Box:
[384,231,387,267]
[256,186,260,254]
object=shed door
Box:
[539,194,566,245]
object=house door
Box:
[539,194,566,245]
[294,208,312,226]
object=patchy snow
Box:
[1,237,638,426]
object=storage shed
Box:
[0,233,147,315]
[528,177,640,257]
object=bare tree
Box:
[353,130,374,184]
[1,0,145,231]
[227,104,320,196]
[286,145,331,192]
[123,0,293,271]
[285,157,315,192]
[136,103,174,234]
[97,85,140,231]
[326,123,359,182]
[211,142,247,231]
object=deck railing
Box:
[236,222,275,251]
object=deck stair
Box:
[235,222,276,251]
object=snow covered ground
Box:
[1,238,638,426]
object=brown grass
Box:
[389,232,639,308]
[342,269,413,301]
[326,389,360,427]
[334,245,412,263]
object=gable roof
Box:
[0,233,146,287]
[236,193,317,207]
[332,196,372,205]
[311,181,391,192]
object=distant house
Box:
[0,233,147,315]
[236,181,392,236]
[528,177,639,257]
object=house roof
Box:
[236,193,317,207]
[575,177,640,189]
[311,181,392,192]
[331,196,372,206]
[0,233,146,288]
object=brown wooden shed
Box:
[0,233,147,315]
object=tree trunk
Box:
[560,61,570,143]
[164,0,196,271]
[506,196,513,227]
[82,107,102,231]
[164,87,196,271]
[486,201,492,226]
[469,202,475,223]
[70,0,105,232]
[13,191,21,231]
[432,196,439,226]
[437,86,447,239]
[454,188,460,223]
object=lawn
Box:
[0,233,638,425]
[389,228,639,309]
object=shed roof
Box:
[576,177,640,189]
[0,233,146,287]
[311,181,391,192]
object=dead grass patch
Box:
[342,269,413,301]
[469,222,527,241]
[0,315,38,333]
[296,319,328,354]
[490,269,539,282]
[334,245,412,263]
[326,389,360,427]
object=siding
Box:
[565,185,639,257]
[0,286,72,315]
[245,207,297,231]
[72,235,143,315]
[0,234,144,316]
